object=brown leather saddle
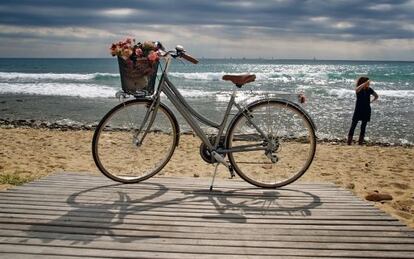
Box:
[222,74,256,87]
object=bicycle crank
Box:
[265,151,279,163]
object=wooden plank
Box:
[5,186,356,199]
[35,173,340,187]
[0,198,378,210]
[1,223,412,242]
[0,212,400,225]
[2,229,413,245]
[0,214,404,229]
[0,204,389,220]
[1,208,397,221]
[10,173,351,191]
[0,189,370,202]
[0,206,389,218]
[0,240,414,258]
[1,183,356,195]
[0,254,91,259]
[0,195,371,207]
[0,217,409,232]
[1,236,414,254]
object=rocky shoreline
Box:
[0,118,97,131]
[1,118,412,147]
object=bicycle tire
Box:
[226,99,316,188]
[92,99,179,183]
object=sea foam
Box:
[0,82,116,98]
[0,72,118,81]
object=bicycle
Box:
[92,43,317,190]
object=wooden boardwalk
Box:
[0,172,413,258]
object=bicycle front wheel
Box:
[227,99,316,188]
[92,99,178,183]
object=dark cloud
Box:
[0,0,413,59]
[0,0,413,40]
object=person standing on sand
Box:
[347,76,379,145]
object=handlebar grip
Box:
[182,53,199,64]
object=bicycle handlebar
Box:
[157,42,198,64]
[181,53,199,64]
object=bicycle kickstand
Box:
[209,163,220,191]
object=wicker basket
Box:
[117,57,158,95]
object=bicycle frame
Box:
[93,50,317,188]
[145,56,269,153]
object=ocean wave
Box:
[328,89,355,98]
[328,88,414,98]
[176,89,216,98]
[169,72,225,81]
[0,72,118,81]
[169,72,283,82]
[214,90,296,102]
[0,82,219,99]
[0,82,116,98]
[168,71,351,86]
[375,90,414,98]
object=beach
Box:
[1,127,413,229]
[1,58,413,229]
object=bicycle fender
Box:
[227,98,317,133]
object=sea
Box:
[0,58,413,145]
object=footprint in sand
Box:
[320,172,332,176]
[391,182,409,190]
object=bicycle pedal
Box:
[272,155,278,163]
[266,152,278,163]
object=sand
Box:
[0,127,413,228]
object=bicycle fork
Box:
[132,98,160,146]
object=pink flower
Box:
[147,51,159,63]
[135,48,143,57]
[110,38,159,62]
[121,48,133,60]
[142,41,155,51]
[110,44,118,56]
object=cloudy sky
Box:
[0,0,413,60]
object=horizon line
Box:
[0,57,414,62]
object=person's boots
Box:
[358,134,365,145]
[347,135,352,145]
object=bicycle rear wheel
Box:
[227,99,316,188]
[92,99,178,183]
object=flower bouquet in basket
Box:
[110,38,160,94]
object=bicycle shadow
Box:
[23,181,322,244]
[185,188,321,223]
[24,182,168,245]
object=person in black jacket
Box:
[347,77,379,145]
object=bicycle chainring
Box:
[199,136,226,164]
